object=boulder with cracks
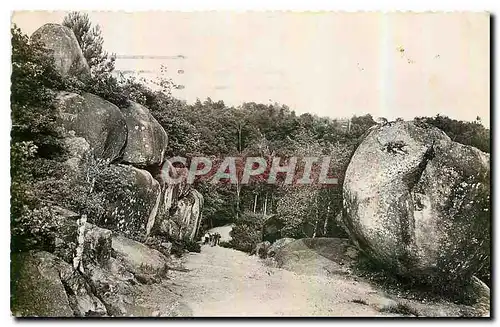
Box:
[342,121,490,285]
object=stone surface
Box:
[160,166,191,213]
[30,23,90,79]
[11,251,74,317]
[96,164,161,241]
[55,92,128,162]
[62,136,91,170]
[112,234,169,275]
[466,276,490,316]
[152,165,191,236]
[159,189,203,241]
[342,121,490,283]
[272,238,357,276]
[82,223,113,268]
[86,263,136,317]
[61,271,107,317]
[267,238,296,258]
[121,101,168,167]
[53,207,113,269]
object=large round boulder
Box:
[30,23,90,79]
[121,101,168,167]
[342,121,490,284]
[111,235,168,275]
[55,92,128,162]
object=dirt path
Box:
[157,245,401,317]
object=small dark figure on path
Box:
[203,232,210,245]
[214,233,221,246]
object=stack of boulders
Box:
[11,23,204,317]
[33,23,204,243]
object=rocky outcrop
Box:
[85,263,137,316]
[11,251,74,317]
[267,238,296,258]
[30,23,90,79]
[121,101,168,167]
[63,136,91,170]
[95,165,161,241]
[112,235,169,276]
[271,238,358,276]
[342,121,490,284]
[159,189,203,241]
[161,166,191,213]
[55,92,128,162]
[13,22,206,317]
[12,211,177,317]
[61,269,107,317]
[150,165,204,241]
[466,276,490,316]
[10,249,106,317]
[52,206,112,268]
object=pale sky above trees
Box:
[12,11,490,127]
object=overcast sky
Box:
[12,11,490,126]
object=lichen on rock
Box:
[342,120,490,285]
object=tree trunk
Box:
[236,183,241,220]
[312,195,319,238]
[253,194,258,213]
[270,193,273,214]
[323,203,330,236]
[263,193,268,217]
[238,124,242,153]
[236,123,242,220]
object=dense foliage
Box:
[415,115,490,153]
[11,26,68,251]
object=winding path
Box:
[161,245,396,317]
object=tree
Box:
[62,11,116,75]
[10,26,67,251]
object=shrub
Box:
[228,220,263,253]
[169,237,201,257]
[183,238,201,253]
[219,241,231,249]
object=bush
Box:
[228,224,259,253]
[169,237,201,257]
[219,241,231,249]
[183,238,201,253]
